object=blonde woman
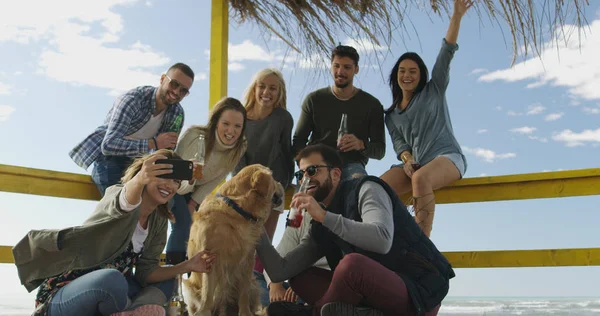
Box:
[233,68,294,307]
[166,97,248,265]
[14,150,215,316]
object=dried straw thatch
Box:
[229,0,589,65]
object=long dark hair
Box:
[387,52,429,112]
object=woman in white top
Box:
[166,97,248,264]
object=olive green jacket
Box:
[13,185,168,292]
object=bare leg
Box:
[380,166,413,197]
[411,156,461,237]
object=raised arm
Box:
[445,0,473,45]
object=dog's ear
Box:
[250,168,274,198]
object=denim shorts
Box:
[391,153,466,178]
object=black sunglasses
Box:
[294,165,332,183]
[165,75,190,97]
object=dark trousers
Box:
[289,253,441,316]
[91,156,133,196]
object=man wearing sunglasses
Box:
[292,45,386,180]
[70,63,194,195]
[256,144,454,316]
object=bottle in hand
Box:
[337,113,348,149]
[287,179,310,228]
[192,135,205,180]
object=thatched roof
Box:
[229,0,589,65]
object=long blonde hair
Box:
[121,149,182,221]
[243,68,287,114]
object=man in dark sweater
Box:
[292,45,385,180]
[258,144,455,316]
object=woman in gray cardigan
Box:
[381,0,472,238]
[234,68,294,307]
[13,149,215,316]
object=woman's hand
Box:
[185,250,216,274]
[132,154,172,187]
[453,0,474,18]
[403,159,419,178]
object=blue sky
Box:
[1,0,600,313]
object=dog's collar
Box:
[215,193,258,223]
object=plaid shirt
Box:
[70,86,185,170]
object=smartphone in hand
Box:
[155,159,193,180]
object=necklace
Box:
[331,86,357,101]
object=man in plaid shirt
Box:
[70,63,195,195]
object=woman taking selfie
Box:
[14,149,215,316]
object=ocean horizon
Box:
[2,295,599,315]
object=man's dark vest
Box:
[311,176,455,315]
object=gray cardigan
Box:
[234,107,295,188]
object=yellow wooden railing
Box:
[2,163,600,268]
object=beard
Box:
[334,79,350,89]
[312,175,333,202]
[159,86,179,106]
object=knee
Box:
[335,253,369,277]
[152,278,175,300]
[95,269,128,297]
[411,171,430,193]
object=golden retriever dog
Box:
[183,164,282,316]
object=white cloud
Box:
[145,1,153,6]
[495,106,503,111]
[479,173,488,177]
[342,37,387,54]
[510,126,537,134]
[14,71,23,76]
[462,146,517,163]
[228,40,280,63]
[528,136,548,143]
[526,104,546,115]
[583,107,600,114]
[478,18,600,100]
[470,68,488,75]
[545,112,564,121]
[0,82,12,95]
[0,0,172,94]
[552,128,600,147]
[0,105,16,121]
[228,62,246,72]
[507,111,522,116]
[194,73,208,81]
[476,129,488,134]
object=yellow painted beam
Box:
[3,245,599,268]
[2,165,600,207]
[209,0,229,109]
[401,168,600,204]
[1,246,13,264]
[0,164,100,201]
[444,248,600,268]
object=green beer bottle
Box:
[170,114,183,133]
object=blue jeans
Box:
[341,163,367,181]
[48,269,174,316]
[166,193,193,253]
[91,156,133,196]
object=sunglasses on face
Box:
[165,75,190,97]
[294,165,332,183]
